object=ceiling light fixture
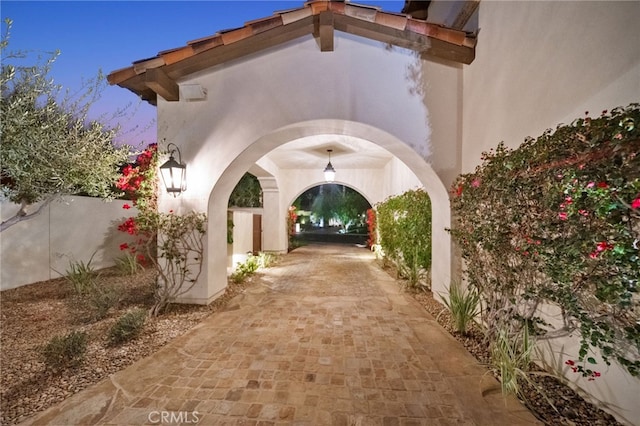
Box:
[323,149,336,182]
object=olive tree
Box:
[0,19,131,232]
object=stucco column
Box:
[258,177,287,253]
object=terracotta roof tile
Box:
[345,4,378,22]
[245,15,284,34]
[279,6,313,25]
[220,25,254,45]
[374,10,407,30]
[305,1,330,14]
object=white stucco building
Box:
[5,0,636,423]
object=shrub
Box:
[108,308,147,345]
[438,280,480,335]
[114,252,144,275]
[491,327,534,399]
[65,253,97,294]
[88,286,120,320]
[450,104,640,376]
[230,254,260,283]
[257,251,280,269]
[42,330,88,370]
[376,189,432,289]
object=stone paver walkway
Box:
[23,244,540,425]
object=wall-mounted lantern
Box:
[159,143,187,196]
[323,149,336,182]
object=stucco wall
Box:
[157,30,458,305]
[0,197,136,290]
[461,2,640,424]
[462,1,640,172]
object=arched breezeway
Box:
[193,119,452,306]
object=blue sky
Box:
[2,1,404,147]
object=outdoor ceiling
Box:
[262,135,394,170]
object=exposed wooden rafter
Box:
[452,0,480,30]
[317,11,335,52]
[145,68,179,102]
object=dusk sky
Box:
[2,1,404,148]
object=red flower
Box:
[122,164,134,176]
[118,217,137,235]
[596,182,608,189]
[565,359,575,366]
[123,203,131,210]
[632,196,640,209]
[471,179,481,188]
[119,243,129,251]
[558,212,568,221]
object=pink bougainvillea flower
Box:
[565,196,573,204]
[471,179,481,188]
[578,209,589,217]
[596,241,612,252]
[586,182,595,189]
[589,252,599,259]
[455,185,463,197]
[558,212,568,221]
[632,197,640,209]
[123,203,131,210]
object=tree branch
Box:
[0,196,56,232]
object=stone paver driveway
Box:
[24,244,539,425]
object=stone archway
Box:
[190,119,451,306]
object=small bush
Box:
[438,280,480,335]
[42,331,88,370]
[257,251,280,269]
[65,253,97,294]
[109,308,147,345]
[88,286,120,320]
[115,252,144,275]
[230,254,260,283]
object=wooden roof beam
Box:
[333,14,475,64]
[317,11,335,52]
[145,67,179,102]
[452,0,480,30]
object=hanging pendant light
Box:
[159,143,187,196]
[323,149,336,182]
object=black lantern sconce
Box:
[159,143,187,196]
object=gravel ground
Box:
[0,267,253,426]
[0,261,623,426]
[411,290,622,426]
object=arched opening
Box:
[194,119,451,306]
[290,183,372,246]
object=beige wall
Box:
[461,2,640,424]
[462,1,640,172]
[0,197,136,290]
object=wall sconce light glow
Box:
[160,143,187,196]
[323,149,336,182]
